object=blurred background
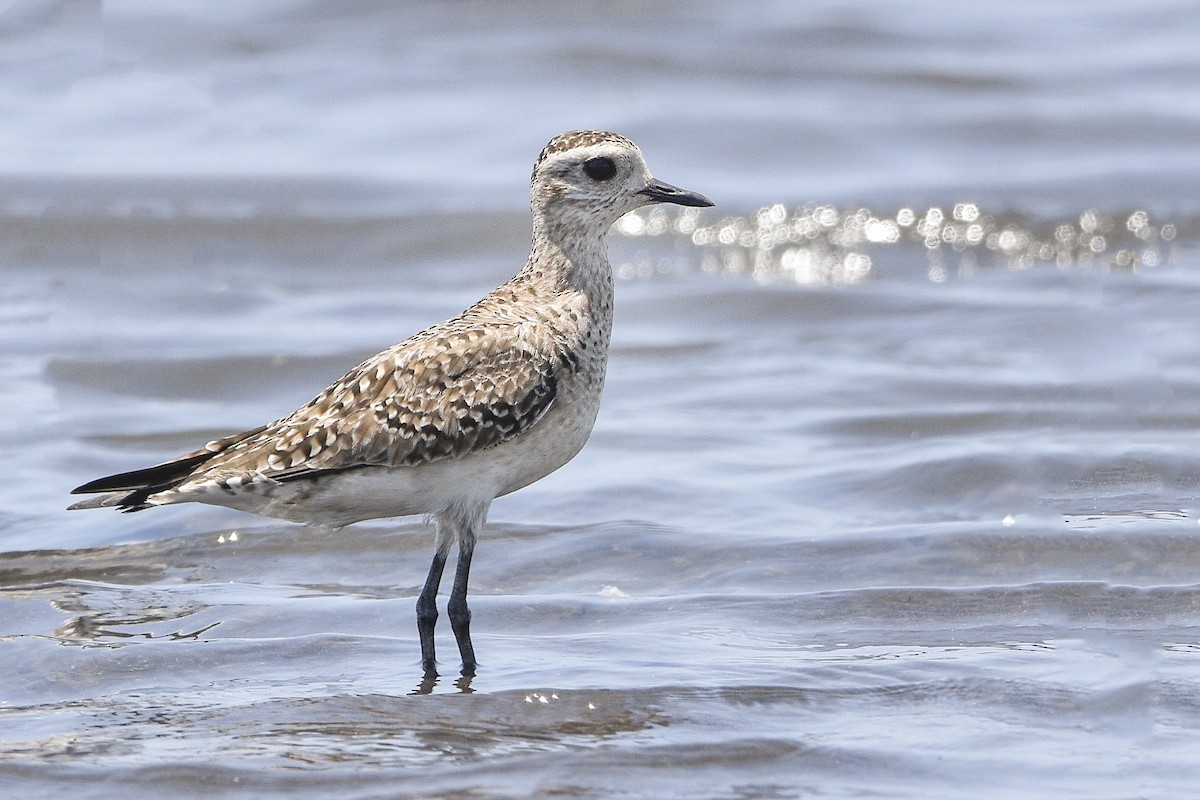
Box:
[6,1,1200,211]
[3,2,1200,798]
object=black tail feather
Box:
[70,423,271,511]
[71,451,217,496]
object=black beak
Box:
[638,178,714,208]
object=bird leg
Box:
[447,536,476,675]
[419,500,485,677]
[416,550,447,677]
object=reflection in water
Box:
[50,585,217,647]
[243,689,657,767]
[615,204,1187,285]
[410,670,476,696]
[0,546,169,590]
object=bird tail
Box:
[67,492,150,512]
[69,424,269,512]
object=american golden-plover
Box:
[71,130,713,677]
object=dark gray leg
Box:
[447,538,476,675]
[416,551,447,676]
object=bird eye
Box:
[582,157,617,181]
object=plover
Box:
[70,130,713,677]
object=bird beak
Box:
[638,178,714,208]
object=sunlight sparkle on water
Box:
[616,204,1185,284]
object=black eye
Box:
[582,157,617,181]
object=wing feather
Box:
[188,327,560,485]
[70,318,568,511]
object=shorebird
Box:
[70,130,713,677]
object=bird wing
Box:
[184,324,561,486]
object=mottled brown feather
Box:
[172,312,569,491]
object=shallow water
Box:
[4,2,1200,798]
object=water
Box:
[3,1,1200,797]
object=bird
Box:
[69,130,713,678]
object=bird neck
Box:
[520,217,613,298]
